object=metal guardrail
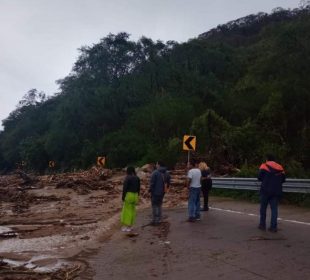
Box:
[212,178,310,194]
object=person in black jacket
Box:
[121,166,140,232]
[199,161,212,211]
[149,161,170,225]
[258,154,285,232]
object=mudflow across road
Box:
[0,168,309,279]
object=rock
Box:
[140,164,154,172]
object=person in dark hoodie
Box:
[258,154,285,232]
[149,161,170,225]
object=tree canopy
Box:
[1,6,310,177]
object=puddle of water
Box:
[30,256,70,273]
[2,255,71,273]
[0,213,120,274]
[0,214,119,253]
[2,258,25,267]
[0,226,12,234]
[0,233,76,252]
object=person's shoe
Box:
[121,226,129,232]
[258,225,266,231]
[187,217,196,223]
[268,227,277,233]
[195,217,201,221]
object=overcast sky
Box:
[0,0,300,128]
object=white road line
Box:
[278,218,310,225]
[210,207,310,226]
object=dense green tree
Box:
[0,7,309,176]
[191,110,230,166]
[19,136,48,173]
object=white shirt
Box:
[187,168,201,188]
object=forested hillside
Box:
[1,7,310,176]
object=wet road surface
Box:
[80,200,310,280]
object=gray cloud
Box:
[0,0,299,128]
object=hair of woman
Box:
[198,161,209,170]
[126,166,136,175]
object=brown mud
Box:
[0,166,188,279]
[2,167,309,279]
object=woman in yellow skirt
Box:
[121,166,140,232]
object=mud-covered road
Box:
[0,168,309,279]
[0,166,187,279]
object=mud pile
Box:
[0,166,188,278]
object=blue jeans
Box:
[188,187,201,219]
[259,194,279,229]
[151,194,164,223]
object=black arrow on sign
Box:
[98,157,105,166]
[184,136,195,150]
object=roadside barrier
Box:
[212,178,310,193]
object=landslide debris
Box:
[0,165,189,279]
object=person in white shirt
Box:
[186,159,202,222]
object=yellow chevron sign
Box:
[183,135,196,151]
[97,157,106,166]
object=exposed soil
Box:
[0,166,188,279]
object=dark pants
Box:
[201,187,209,210]
[259,194,279,229]
[151,194,164,224]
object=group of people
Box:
[186,159,212,222]
[120,154,285,234]
[120,159,212,232]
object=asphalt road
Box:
[80,199,310,280]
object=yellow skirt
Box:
[121,192,139,226]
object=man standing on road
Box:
[149,161,170,225]
[186,159,202,222]
[258,154,285,232]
